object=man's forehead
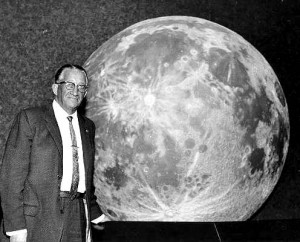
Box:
[61,68,87,84]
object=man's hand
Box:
[10,232,27,242]
[92,214,111,230]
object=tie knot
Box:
[67,116,73,122]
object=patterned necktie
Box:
[67,116,79,198]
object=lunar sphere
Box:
[84,16,289,221]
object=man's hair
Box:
[54,64,88,84]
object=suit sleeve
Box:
[0,110,33,232]
[89,121,103,221]
[90,185,102,220]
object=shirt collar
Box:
[52,100,78,120]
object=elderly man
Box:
[0,64,103,241]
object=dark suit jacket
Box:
[0,104,102,241]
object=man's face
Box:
[52,68,87,114]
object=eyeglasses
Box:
[57,81,88,93]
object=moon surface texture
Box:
[84,16,289,221]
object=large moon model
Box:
[84,16,289,221]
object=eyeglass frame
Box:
[56,81,88,93]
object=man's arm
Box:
[0,110,33,233]
[88,120,103,221]
[86,118,106,229]
[91,189,102,221]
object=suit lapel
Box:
[78,114,91,178]
[43,105,63,176]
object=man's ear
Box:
[52,84,58,96]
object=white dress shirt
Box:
[53,100,86,193]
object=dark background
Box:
[0,0,299,241]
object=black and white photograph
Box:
[0,0,299,241]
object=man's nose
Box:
[72,85,79,95]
